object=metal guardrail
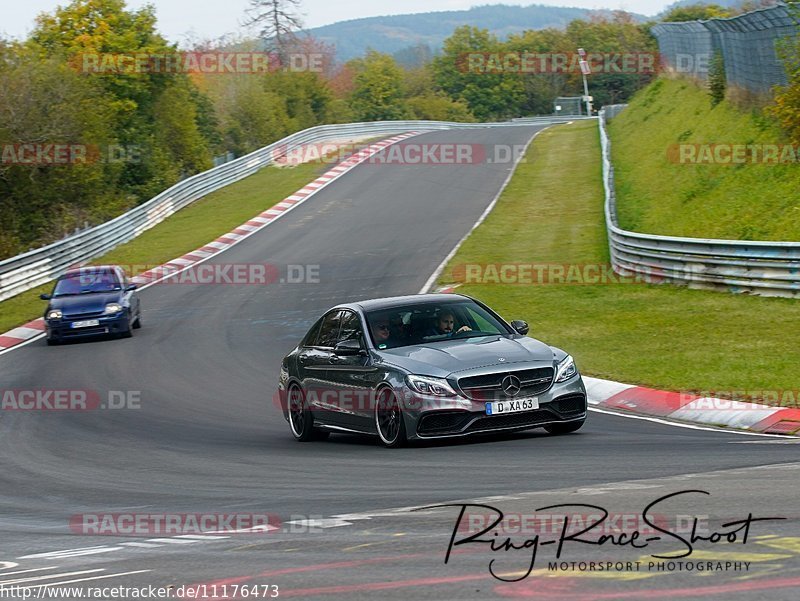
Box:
[0,117,579,302]
[600,105,800,298]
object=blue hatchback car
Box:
[40,266,142,345]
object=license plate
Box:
[71,319,100,329]
[485,397,539,415]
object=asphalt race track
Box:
[1,125,799,600]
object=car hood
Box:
[48,292,122,316]
[378,335,555,378]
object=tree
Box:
[244,0,303,63]
[349,51,408,121]
[708,49,726,105]
[766,3,800,144]
[406,93,475,122]
[0,43,125,257]
[30,0,215,200]
[660,3,733,22]
[432,26,526,120]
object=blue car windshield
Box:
[366,300,511,350]
[53,272,122,296]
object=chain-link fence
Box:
[553,96,585,116]
[651,3,799,96]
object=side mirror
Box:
[334,339,364,356]
[511,320,529,335]
[126,284,138,291]
[40,293,51,301]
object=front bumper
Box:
[46,313,129,341]
[403,375,587,439]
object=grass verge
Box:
[609,78,800,241]
[439,120,800,403]
[0,160,329,334]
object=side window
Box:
[302,317,324,347]
[315,310,343,348]
[337,311,364,346]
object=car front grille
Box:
[62,326,109,338]
[465,410,554,433]
[457,367,554,401]
[415,393,586,438]
[63,310,105,319]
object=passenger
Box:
[371,318,392,347]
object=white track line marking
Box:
[0,567,59,577]
[730,440,800,444]
[18,547,123,559]
[0,569,104,586]
[144,538,197,544]
[22,570,151,589]
[419,126,553,294]
[589,406,795,438]
[119,542,162,548]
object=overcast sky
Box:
[2,0,674,44]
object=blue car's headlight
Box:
[104,303,123,315]
[406,375,457,397]
[555,355,578,383]
[47,309,62,320]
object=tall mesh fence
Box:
[651,3,799,96]
[553,97,584,116]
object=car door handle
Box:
[298,354,310,365]
[328,355,342,363]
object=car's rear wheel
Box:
[288,384,315,442]
[375,387,406,448]
[544,419,585,435]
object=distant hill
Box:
[305,4,647,62]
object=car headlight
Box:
[104,303,123,315]
[47,309,62,320]
[555,355,578,383]
[406,375,457,397]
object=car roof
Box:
[62,265,122,277]
[339,293,471,313]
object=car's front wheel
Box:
[288,384,315,442]
[544,419,585,435]
[375,387,406,448]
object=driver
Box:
[427,310,471,337]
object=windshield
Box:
[53,271,122,296]
[365,299,511,350]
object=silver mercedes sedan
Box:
[278,293,587,447]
